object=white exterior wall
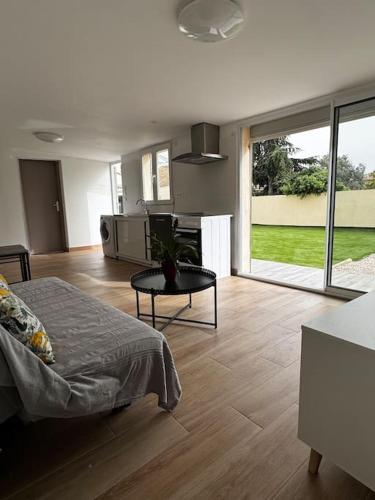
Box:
[252,190,375,228]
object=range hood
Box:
[172,123,228,165]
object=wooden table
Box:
[0,245,31,283]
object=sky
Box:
[290,115,375,173]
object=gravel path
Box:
[334,253,375,275]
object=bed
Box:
[0,277,181,423]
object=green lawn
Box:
[251,225,375,268]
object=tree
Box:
[365,171,375,189]
[252,137,316,195]
[319,154,365,190]
[281,167,346,198]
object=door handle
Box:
[53,200,60,212]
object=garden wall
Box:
[252,189,375,228]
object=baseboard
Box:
[68,244,102,252]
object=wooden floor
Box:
[1,250,374,500]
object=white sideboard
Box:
[299,291,375,490]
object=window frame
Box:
[141,142,172,204]
[110,161,124,214]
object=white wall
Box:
[121,126,239,268]
[60,158,112,247]
[0,147,112,249]
[0,148,29,247]
[122,129,237,216]
[252,190,375,228]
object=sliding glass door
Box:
[250,127,330,289]
[242,95,375,297]
[327,97,375,293]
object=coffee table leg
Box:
[214,281,217,329]
[189,293,192,308]
[136,291,140,318]
[151,293,156,329]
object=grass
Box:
[251,225,375,268]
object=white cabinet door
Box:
[116,219,130,256]
[116,218,147,261]
[201,216,231,278]
[128,218,147,260]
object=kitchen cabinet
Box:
[150,213,232,278]
[200,215,231,278]
[115,213,231,276]
[115,216,150,265]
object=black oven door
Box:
[149,214,173,260]
[175,227,202,266]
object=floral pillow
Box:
[0,274,10,297]
[0,292,55,364]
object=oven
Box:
[175,226,202,266]
[148,214,173,261]
[148,213,202,266]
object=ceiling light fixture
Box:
[178,0,245,43]
[33,131,64,143]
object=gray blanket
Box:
[0,277,181,422]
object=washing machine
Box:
[100,215,117,258]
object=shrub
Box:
[281,167,346,198]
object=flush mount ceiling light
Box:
[32,131,64,143]
[178,0,245,42]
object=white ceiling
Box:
[1,0,375,161]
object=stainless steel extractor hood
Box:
[172,123,228,165]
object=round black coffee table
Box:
[130,266,217,331]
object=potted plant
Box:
[151,220,198,283]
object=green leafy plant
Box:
[320,154,365,190]
[365,171,375,189]
[252,137,317,195]
[281,167,346,198]
[151,220,198,268]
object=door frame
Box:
[238,88,375,299]
[19,159,68,253]
[325,96,375,297]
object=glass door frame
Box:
[325,96,375,298]
[239,93,375,300]
[324,103,339,292]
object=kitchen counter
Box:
[115,213,147,218]
[114,212,232,277]
[116,213,232,218]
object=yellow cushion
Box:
[0,275,11,297]
[0,274,8,285]
[0,292,55,364]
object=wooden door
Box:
[19,160,66,254]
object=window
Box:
[141,145,171,202]
[111,162,124,214]
[156,149,171,201]
[141,152,154,201]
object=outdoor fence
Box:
[252,189,375,228]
